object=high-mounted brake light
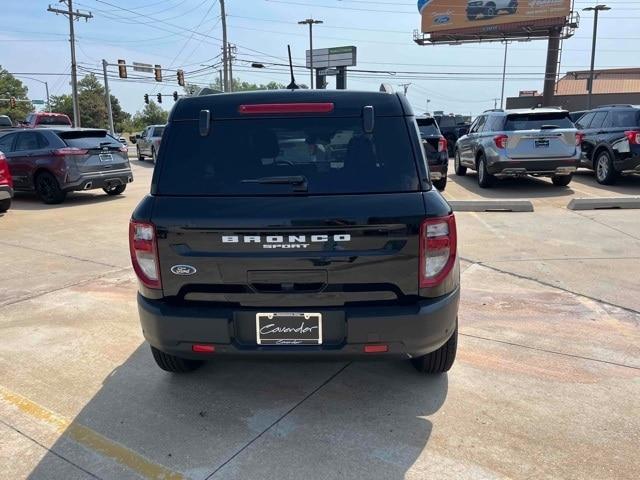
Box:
[625,130,640,145]
[494,134,508,149]
[129,220,162,289]
[238,103,334,115]
[438,136,447,153]
[0,153,12,189]
[575,132,585,146]
[419,214,457,288]
[53,147,88,156]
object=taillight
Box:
[119,146,128,153]
[238,103,334,114]
[438,136,447,153]
[493,134,508,149]
[625,130,640,145]
[129,220,162,289]
[576,132,585,146]
[0,153,13,189]
[419,214,457,288]
[53,147,88,156]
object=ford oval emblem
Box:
[171,265,197,276]
[434,15,451,24]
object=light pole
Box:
[298,18,323,89]
[14,76,50,111]
[500,40,510,109]
[583,4,610,110]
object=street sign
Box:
[31,100,45,105]
[133,62,153,73]
[306,46,356,69]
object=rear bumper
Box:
[0,185,13,201]
[616,155,640,175]
[137,288,460,360]
[488,157,580,177]
[63,168,134,192]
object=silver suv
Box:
[454,108,581,188]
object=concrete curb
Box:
[448,200,534,212]
[567,197,640,210]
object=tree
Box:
[132,101,168,127]
[0,65,34,121]
[48,73,131,131]
[184,76,286,95]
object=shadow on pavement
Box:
[572,170,640,194]
[10,191,127,211]
[130,159,155,169]
[449,171,576,199]
[27,345,448,480]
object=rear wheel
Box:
[0,198,10,213]
[595,150,617,185]
[103,184,126,196]
[151,147,157,164]
[551,174,572,187]
[150,346,204,373]
[433,176,447,191]
[137,146,144,161]
[477,154,494,188]
[412,326,458,374]
[35,171,66,204]
[484,3,497,18]
[454,150,467,176]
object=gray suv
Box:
[454,108,581,188]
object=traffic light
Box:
[177,69,185,87]
[9,97,16,109]
[154,64,162,82]
[157,93,162,104]
[173,91,179,102]
[117,59,127,79]
[144,94,149,105]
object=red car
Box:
[0,151,13,212]
[22,112,72,128]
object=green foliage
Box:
[0,65,34,121]
[184,76,286,95]
[132,101,168,129]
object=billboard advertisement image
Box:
[418,0,571,39]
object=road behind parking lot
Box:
[1,161,639,479]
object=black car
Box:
[433,114,470,157]
[576,105,640,184]
[0,128,133,204]
[130,90,460,375]
[417,116,449,191]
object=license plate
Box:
[256,313,322,346]
[534,139,550,148]
[99,153,113,162]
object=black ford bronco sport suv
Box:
[130,90,460,374]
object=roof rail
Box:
[483,108,504,113]
[595,104,634,108]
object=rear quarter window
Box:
[505,112,573,130]
[611,110,640,128]
[157,116,421,196]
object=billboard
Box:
[418,0,571,41]
[306,46,357,69]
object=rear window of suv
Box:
[157,116,420,196]
[504,112,573,131]
[58,130,122,149]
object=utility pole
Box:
[102,60,115,135]
[45,81,50,112]
[228,44,235,92]
[583,4,610,109]
[220,0,228,92]
[500,40,510,109]
[47,1,92,127]
[298,18,323,89]
[399,83,412,95]
[219,70,223,92]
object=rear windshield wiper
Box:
[540,124,560,130]
[241,175,308,192]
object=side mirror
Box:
[363,106,374,133]
[199,109,211,137]
[135,133,142,139]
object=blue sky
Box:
[1,0,637,117]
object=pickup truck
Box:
[0,115,14,130]
[135,124,165,163]
[130,90,460,375]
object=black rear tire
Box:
[477,155,494,188]
[433,176,447,191]
[411,325,458,374]
[103,184,126,196]
[35,171,67,204]
[551,174,572,187]
[454,150,467,176]
[0,198,11,212]
[137,146,144,161]
[150,346,204,373]
[595,150,617,185]
[151,147,157,164]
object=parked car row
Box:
[0,127,133,205]
[450,104,640,188]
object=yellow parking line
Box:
[0,386,184,480]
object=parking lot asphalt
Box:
[1,160,639,479]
